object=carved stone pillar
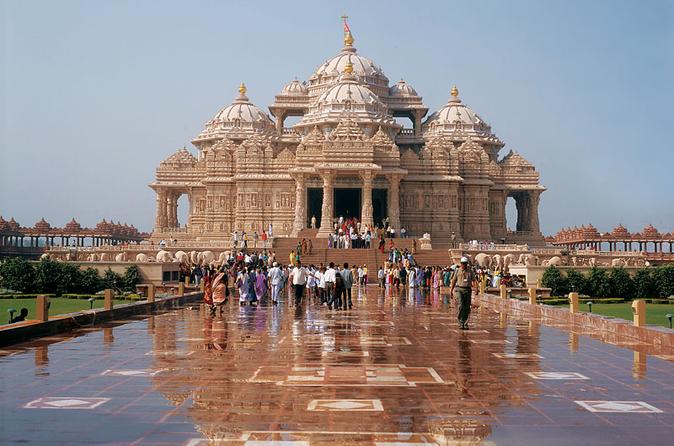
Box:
[360,171,374,230]
[388,174,401,231]
[156,189,167,229]
[316,172,334,238]
[290,173,306,237]
[528,190,542,235]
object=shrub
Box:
[103,268,123,292]
[584,267,612,297]
[541,267,569,296]
[0,258,36,293]
[80,268,104,293]
[633,268,657,299]
[566,269,586,293]
[608,267,634,299]
[122,265,140,292]
[653,264,674,298]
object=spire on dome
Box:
[451,85,459,97]
[341,15,354,47]
[344,60,354,74]
[238,82,247,95]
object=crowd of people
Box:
[325,216,409,250]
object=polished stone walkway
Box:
[1,287,673,445]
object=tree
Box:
[653,264,674,298]
[584,267,612,297]
[633,268,656,299]
[0,257,36,293]
[80,268,104,293]
[607,267,633,299]
[34,259,65,294]
[565,269,586,293]
[122,265,140,292]
[103,268,123,292]
[541,266,569,296]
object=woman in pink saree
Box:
[211,268,229,315]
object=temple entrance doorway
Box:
[373,188,388,228]
[334,188,361,220]
[307,188,323,229]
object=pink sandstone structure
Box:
[149,23,545,245]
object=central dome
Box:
[307,30,389,98]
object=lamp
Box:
[88,297,95,310]
[666,313,673,329]
[587,301,593,313]
[8,308,16,324]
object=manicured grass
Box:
[575,303,673,328]
[0,298,130,325]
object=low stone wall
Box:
[479,293,674,353]
[0,291,204,347]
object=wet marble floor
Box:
[1,287,673,445]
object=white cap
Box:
[460,256,469,263]
[273,262,278,267]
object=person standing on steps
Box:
[450,257,477,330]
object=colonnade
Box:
[0,234,134,248]
[291,170,402,238]
[154,189,182,230]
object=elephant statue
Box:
[588,257,596,267]
[548,256,562,266]
[217,252,227,264]
[474,253,492,269]
[492,254,502,270]
[198,250,215,265]
[611,258,627,267]
[189,250,199,265]
[174,250,189,264]
[156,250,174,263]
[136,253,148,262]
[503,254,515,269]
[99,253,109,261]
[115,252,127,262]
[40,253,50,261]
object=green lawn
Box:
[0,298,130,325]
[574,303,673,328]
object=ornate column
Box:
[172,193,179,228]
[528,190,541,235]
[155,189,167,230]
[290,173,306,237]
[316,171,334,238]
[388,174,401,231]
[360,171,374,230]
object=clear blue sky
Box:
[1,0,673,235]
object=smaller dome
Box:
[611,224,630,237]
[8,218,20,231]
[194,83,275,142]
[642,224,660,238]
[161,148,197,166]
[65,218,82,232]
[34,218,50,231]
[0,216,8,231]
[96,219,112,232]
[280,79,308,96]
[389,79,418,97]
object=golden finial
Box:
[344,60,354,74]
[341,15,354,46]
[451,85,459,97]
[238,82,247,95]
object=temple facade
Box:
[150,23,545,244]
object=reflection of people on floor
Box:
[457,335,473,394]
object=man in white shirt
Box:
[268,262,284,305]
[323,262,336,307]
[289,260,311,306]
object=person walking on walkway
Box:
[324,262,336,307]
[289,260,310,306]
[450,257,477,330]
[341,262,354,309]
[268,262,284,305]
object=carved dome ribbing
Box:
[389,79,418,97]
